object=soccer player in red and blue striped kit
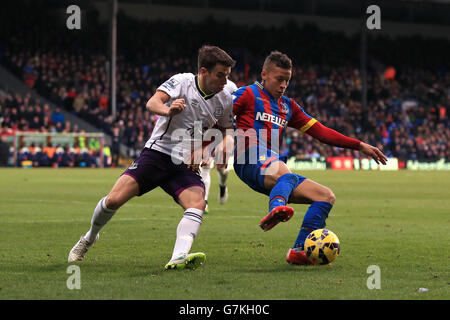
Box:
[232,51,387,265]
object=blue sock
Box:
[268,173,299,213]
[293,201,333,250]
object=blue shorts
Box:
[233,146,307,196]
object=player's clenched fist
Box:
[168,98,186,116]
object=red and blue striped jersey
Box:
[232,81,317,152]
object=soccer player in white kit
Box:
[68,45,236,270]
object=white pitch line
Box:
[2,198,266,213]
[1,215,264,224]
[2,198,344,224]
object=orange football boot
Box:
[259,205,294,231]
[286,248,315,265]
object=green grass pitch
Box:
[0,168,448,300]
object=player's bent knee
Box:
[105,193,134,211]
[104,195,122,211]
[326,188,336,205]
[105,175,139,210]
[181,199,206,211]
[196,199,207,211]
[194,198,207,211]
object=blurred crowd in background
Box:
[0,4,449,167]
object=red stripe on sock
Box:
[269,196,286,206]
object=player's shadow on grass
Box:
[36,261,165,278]
[5,262,69,274]
[243,264,338,273]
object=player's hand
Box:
[187,160,206,172]
[167,99,186,116]
[211,136,232,170]
[359,142,388,165]
[215,163,228,170]
[187,147,206,172]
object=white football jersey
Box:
[145,73,237,162]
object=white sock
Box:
[200,166,211,201]
[84,196,116,243]
[217,167,228,186]
[171,208,204,260]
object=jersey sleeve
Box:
[306,121,361,150]
[156,73,185,99]
[288,100,317,132]
[232,86,251,116]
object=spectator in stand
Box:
[51,107,65,126]
[72,92,85,114]
[29,115,41,130]
[1,13,449,164]
[65,87,77,111]
[54,121,64,133]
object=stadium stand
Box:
[0,2,448,167]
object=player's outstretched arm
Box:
[146,91,186,117]
[305,121,387,165]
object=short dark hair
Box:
[198,45,236,71]
[263,51,292,71]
